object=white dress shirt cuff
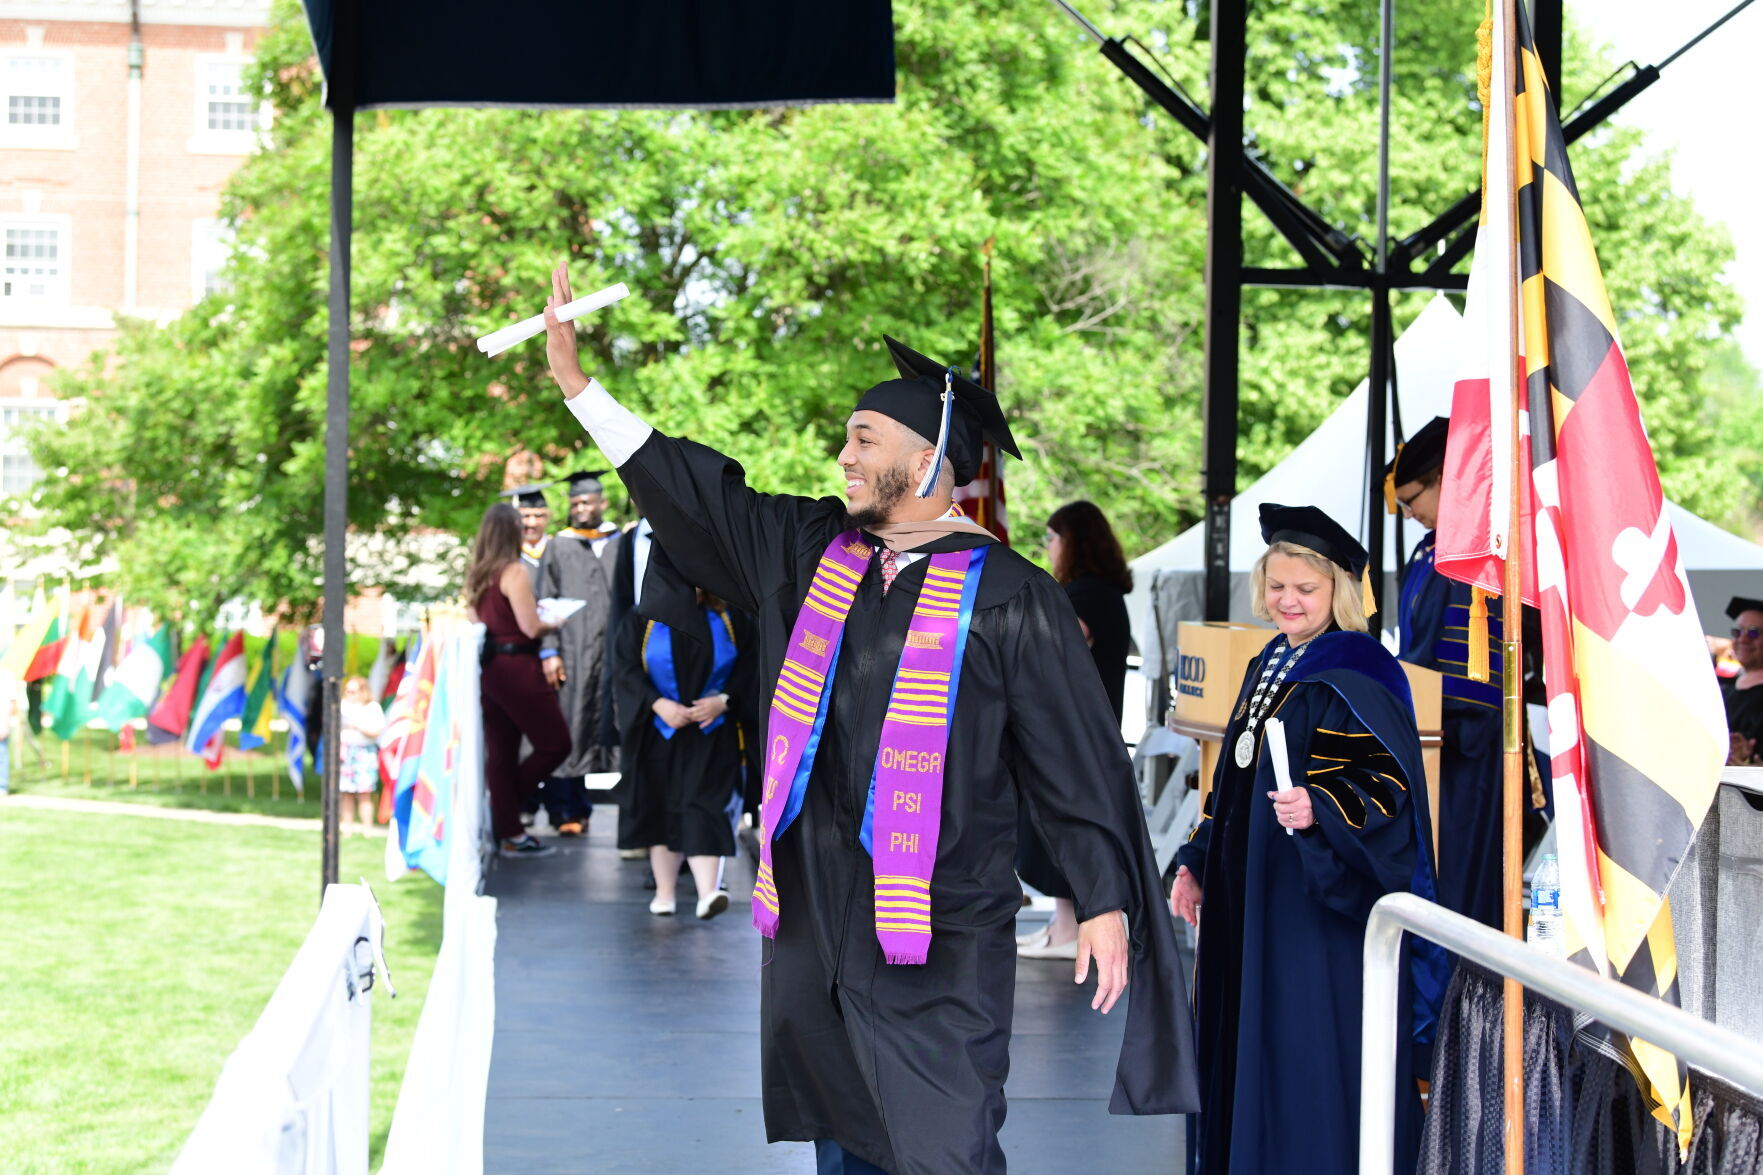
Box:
[562,378,653,466]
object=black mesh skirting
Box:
[1419,963,1763,1175]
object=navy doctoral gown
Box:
[1398,531,1506,928]
[617,430,1198,1175]
[1175,630,1450,1175]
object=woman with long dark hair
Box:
[1018,500,1134,959]
[465,502,572,857]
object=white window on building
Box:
[0,400,61,496]
[1,220,68,305]
[1,53,76,149]
[190,58,261,153]
[191,219,233,300]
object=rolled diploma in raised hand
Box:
[1265,717,1297,836]
[477,281,630,357]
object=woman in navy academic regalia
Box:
[1170,503,1450,1175]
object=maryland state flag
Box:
[1435,0,1726,1151]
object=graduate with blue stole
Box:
[611,540,755,920]
[1386,417,1508,928]
[1171,504,1450,1175]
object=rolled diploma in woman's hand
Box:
[477,282,630,357]
[1265,717,1296,836]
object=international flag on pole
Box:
[237,637,277,752]
[0,586,54,683]
[376,636,422,823]
[96,623,174,730]
[385,635,443,881]
[149,634,210,741]
[43,596,105,740]
[275,631,314,794]
[187,632,248,769]
[22,587,71,683]
[1433,1,1724,1150]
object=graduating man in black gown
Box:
[539,265,1195,1174]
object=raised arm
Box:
[543,264,831,612]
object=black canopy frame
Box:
[299,0,896,895]
[1056,0,1753,629]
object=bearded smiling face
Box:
[838,410,936,529]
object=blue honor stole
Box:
[643,611,738,740]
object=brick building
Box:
[0,0,270,500]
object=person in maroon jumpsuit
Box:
[465,502,572,857]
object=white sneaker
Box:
[696,892,730,921]
[1016,924,1051,947]
[1018,933,1079,960]
[649,896,676,916]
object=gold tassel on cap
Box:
[1361,566,1378,618]
[1468,586,1491,683]
[1382,442,1406,514]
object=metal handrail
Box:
[1359,891,1763,1175]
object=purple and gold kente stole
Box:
[752,529,981,964]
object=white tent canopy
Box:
[1130,296,1763,680]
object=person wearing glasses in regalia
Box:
[1384,416,1508,928]
[538,263,1196,1175]
[1170,504,1450,1175]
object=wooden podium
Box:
[1164,621,1442,856]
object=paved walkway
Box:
[0,791,386,834]
[483,812,1182,1173]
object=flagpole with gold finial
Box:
[1493,0,1527,1168]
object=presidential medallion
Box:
[1234,730,1256,769]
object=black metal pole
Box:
[1364,0,1394,636]
[1533,0,1562,115]
[1201,0,1247,622]
[321,0,356,899]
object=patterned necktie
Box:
[877,546,899,595]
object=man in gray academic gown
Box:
[534,470,620,835]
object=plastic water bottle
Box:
[1528,853,1564,957]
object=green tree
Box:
[19,0,1751,622]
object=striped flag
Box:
[96,623,173,731]
[187,632,248,769]
[236,637,277,752]
[275,631,314,794]
[0,586,53,683]
[43,596,105,739]
[1434,1,1724,1149]
[22,587,70,683]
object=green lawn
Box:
[7,726,335,821]
[0,805,443,1174]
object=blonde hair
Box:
[1250,541,1368,634]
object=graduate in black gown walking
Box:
[539,263,1196,1175]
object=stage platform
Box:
[482,813,1183,1173]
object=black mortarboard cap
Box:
[1727,596,1763,620]
[852,336,1021,488]
[1260,503,1370,578]
[563,469,610,497]
[1384,416,1450,485]
[499,483,551,509]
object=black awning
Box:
[300,0,896,111]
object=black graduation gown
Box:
[611,600,751,857]
[1398,532,1505,927]
[1016,574,1131,900]
[616,430,1197,1174]
[536,529,618,777]
[1174,630,1450,1175]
